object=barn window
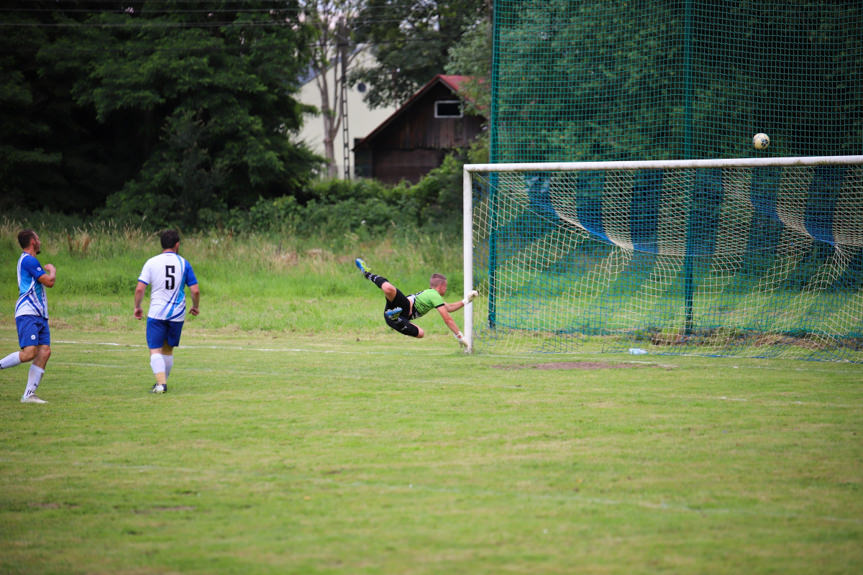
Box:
[435,100,463,118]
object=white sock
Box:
[163,355,174,379]
[1,351,22,369]
[24,365,45,398]
[150,354,166,376]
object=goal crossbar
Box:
[464,155,863,175]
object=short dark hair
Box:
[160,229,180,249]
[18,229,37,250]
[430,273,447,288]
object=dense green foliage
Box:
[352,0,488,109]
[217,146,477,237]
[2,1,321,225]
[1,1,491,231]
[492,0,862,162]
[0,5,72,210]
[444,18,492,117]
[228,178,414,239]
[5,138,477,238]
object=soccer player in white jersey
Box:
[134,229,200,394]
[0,230,57,404]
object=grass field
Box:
[1,226,862,573]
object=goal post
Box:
[463,156,863,360]
[462,166,474,351]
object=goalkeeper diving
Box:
[355,258,478,348]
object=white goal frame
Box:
[462,155,863,353]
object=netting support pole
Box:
[683,252,695,336]
[682,0,695,336]
[463,167,474,353]
[684,0,693,160]
[487,173,498,331]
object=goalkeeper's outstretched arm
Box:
[437,306,467,348]
[438,290,478,348]
[442,290,478,313]
[437,307,462,335]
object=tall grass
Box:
[0,219,464,335]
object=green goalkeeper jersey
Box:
[410,288,445,317]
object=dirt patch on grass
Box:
[134,506,197,514]
[494,361,649,370]
[29,502,80,510]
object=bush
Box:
[225,178,417,239]
[13,137,488,239]
[148,139,485,237]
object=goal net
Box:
[463,156,863,361]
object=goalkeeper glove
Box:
[455,331,469,348]
[462,290,479,305]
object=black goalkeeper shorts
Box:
[384,287,419,338]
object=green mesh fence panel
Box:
[472,0,863,359]
[491,1,862,162]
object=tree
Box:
[301,0,364,179]
[444,16,491,117]
[0,3,73,212]
[352,0,488,109]
[6,1,321,227]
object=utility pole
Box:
[339,17,351,180]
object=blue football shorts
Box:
[146,318,184,349]
[16,315,51,348]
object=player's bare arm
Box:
[189,284,201,316]
[438,306,469,348]
[133,281,146,319]
[38,264,56,288]
[437,306,462,336]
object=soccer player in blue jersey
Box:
[134,230,200,394]
[0,230,57,404]
[355,258,477,348]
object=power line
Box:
[0,5,287,12]
[0,20,297,28]
[0,5,486,51]
[0,17,464,38]
[0,2,471,25]
[0,34,455,57]
[0,16,446,29]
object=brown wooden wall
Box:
[356,82,485,184]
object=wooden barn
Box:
[353,75,486,184]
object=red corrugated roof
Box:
[438,75,473,96]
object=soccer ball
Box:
[753,133,770,150]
